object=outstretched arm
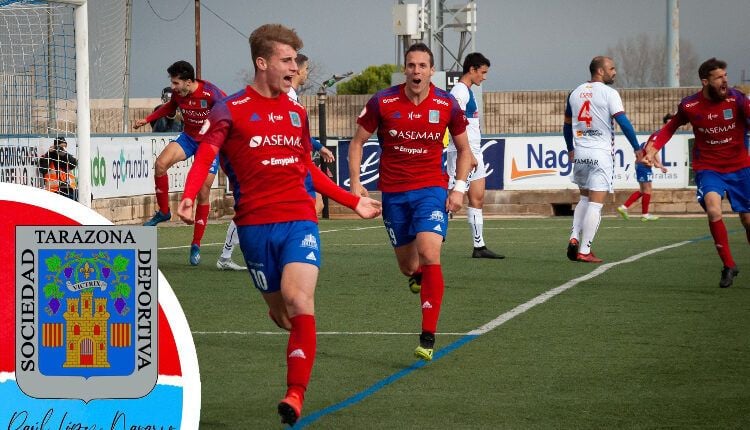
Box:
[305,156,381,219]
[177,143,219,224]
[135,100,178,129]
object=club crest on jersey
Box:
[723,109,733,120]
[15,226,158,401]
[289,111,302,128]
[200,100,208,108]
[250,113,261,122]
[429,110,440,124]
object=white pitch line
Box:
[190,239,691,339]
[468,240,691,335]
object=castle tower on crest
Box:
[63,289,110,368]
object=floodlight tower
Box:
[393,0,477,72]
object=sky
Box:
[127,0,750,98]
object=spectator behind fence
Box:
[150,87,184,133]
[38,136,78,201]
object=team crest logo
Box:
[200,100,208,108]
[429,110,440,124]
[15,226,158,401]
[723,108,733,120]
[289,111,302,127]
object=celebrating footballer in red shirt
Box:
[645,58,750,288]
[135,60,225,266]
[176,24,381,426]
[348,42,474,362]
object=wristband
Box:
[453,179,468,193]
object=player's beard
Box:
[706,84,726,102]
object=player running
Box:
[134,60,225,266]
[348,42,474,361]
[644,58,750,288]
[176,24,381,425]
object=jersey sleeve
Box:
[564,92,573,118]
[447,95,468,136]
[738,91,750,121]
[303,151,359,209]
[651,105,688,150]
[145,99,178,123]
[207,82,227,104]
[450,84,469,111]
[197,101,232,148]
[608,89,625,117]
[356,95,381,134]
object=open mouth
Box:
[412,78,422,85]
[283,75,294,85]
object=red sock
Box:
[641,193,651,215]
[419,264,444,334]
[286,314,316,400]
[708,219,736,268]
[192,204,210,246]
[623,191,642,208]
[155,175,170,214]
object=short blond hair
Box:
[249,24,303,70]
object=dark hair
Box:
[167,60,195,81]
[296,53,309,67]
[662,113,673,124]
[53,136,66,147]
[405,42,434,67]
[249,24,303,71]
[698,58,727,80]
[589,56,610,76]
[462,52,490,75]
[161,87,172,97]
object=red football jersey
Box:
[652,88,750,173]
[146,79,225,139]
[357,83,468,192]
[186,86,357,226]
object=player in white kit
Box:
[564,56,641,263]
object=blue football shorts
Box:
[236,221,321,293]
[174,132,219,174]
[635,163,653,183]
[695,167,750,213]
[381,186,448,247]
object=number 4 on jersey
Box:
[577,100,592,128]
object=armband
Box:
[453,179,468,193]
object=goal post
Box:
[0,0,91,206]
[71,0,90,207]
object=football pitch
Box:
[156,216,750,429]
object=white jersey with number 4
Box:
[568,81,624,152]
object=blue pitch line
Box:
[293,228,739,428]
[295,334,479,428]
